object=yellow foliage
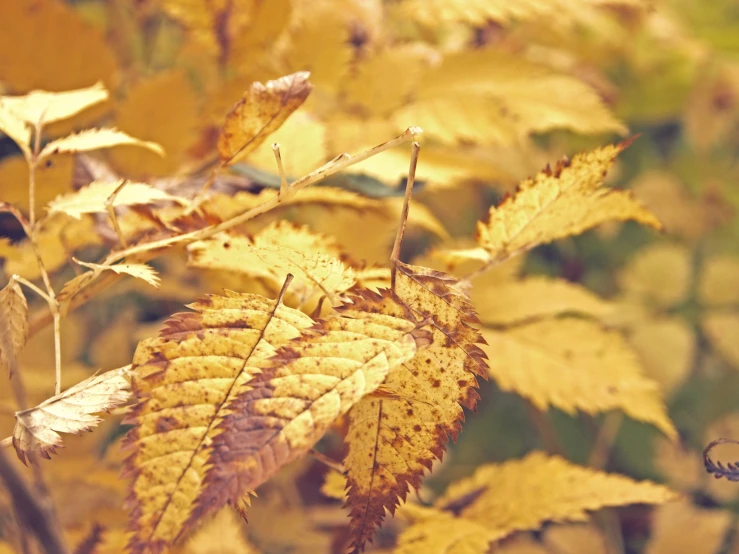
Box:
[181,508,259,554]
[0,279,28,378]
[39,128,164,160]
[619,243,693,308]
[699,255,739,306]
[0,82,108,126]
[645,500,732,554]
[0,153,74,214]
[482,318,675,437]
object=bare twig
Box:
[310,449,345,473]
[104,181,129,248]
[272,143,289,197]
[390,141,421,288]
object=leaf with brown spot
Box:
[344,262,487,552]
[123,291,314,553]
[184,288,428,537]
[0,278,29,379]
[217,72,313,165]
[13,365,130,464]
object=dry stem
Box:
[390,141,421,288]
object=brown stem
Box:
[390,141,420,288]
[0,448,68,554]
[104,181,130,248]
[525,401,564,456]
[587,412,623,469]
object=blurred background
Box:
[3,0,739,552]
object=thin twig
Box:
[390,141,421,288]
[588,412,623,469]
[104,180,129,248]
[310,449,345,473]
[272,143,289,197]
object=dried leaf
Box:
[0,82,108,126]
[474,144,661,263]
[0,278,29,378]
[472,276,613,325]
[344,262,487,552]
[47,180,187,219]
[74,261,161,289]
[39,128,164,160]
[185,289,428,539]
[13,366,130,464]
[481,318,675,438]
[435,452,676,535]
[218,72,313,164]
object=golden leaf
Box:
[474,143,661,263]
[699,255,739,306]
[394,512,501,554]
[434,452,676,536]
[188,222,356,303]
[320,470,347,500]
[0,100,31,157]
[344,262,487,552]
[73,261,161,289]
[0,0,117,93]
[217,72,313,165]
[39,128,164,160]
[12,366,130,464]
[703,312,739,369]
[0,153,74,214]
[109,71,199,177]
[619,243,692,308]
[181,508,259,554]
[47,180,187,220]
[393,51,626,146]
[0,82,108,126]
[645,500,732,554]
[472,276,613,325]
[123,292,315,552]
[0,279,28,378]
[185,289,427,539]
[229,0,293,70]
[481,318,675,438]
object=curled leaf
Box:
[13,365,131,464]
[0,278,29,378]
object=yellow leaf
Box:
[628,317,695,395]
[47,180,187,219]
[0,278,28,378]
[0,0,117,92]
[39,128,164,160]
[345,262,487,552]
[435,452,676,535]
[321,470,347,500]
[543,523,608,554]
[0,82,107,126]
[0,153,74,214]
[645,500,732,554]
[481,318,675,438]
[218,72,313,165]
[181,508,259,554]
[123,292,315,552]
[472,276,613,325]
[229,0,292,70]
[395,512,501,554]
[702,312,739,369]
[109,71,199,177]
[475,143,661,263]
[703,414,739,503]
[12,366,130,464]
[699,255,739,306]
[653,437,705,494]
[393,51,626,145]
[0,101,31,157]
[186,290,427,538]
[188,222,355,303]
[619,243,692,308]
[283,5,351,92]
[73,261,161,289]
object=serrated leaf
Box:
[344,262,487,552]
[13,366,130,464]
[74,261,161,289]
[472,276,613,325]
[47,180,187,219]
[0,278,29,378]
[39,128,164,160]
[481,318,675,438]
[0,82,108,125]
[474,143,661,263]
[434,452,676,536]
[188,221,356,303]
[184,289,428,541]
[217,72,313,165]
[124,292,315,553]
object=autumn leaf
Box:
[13,366,130,464]
[184,289,429,539]
[481,318,675,438]
[182,508,259,554]
[218,72,313,165]
[430,452,675,538]
[123,292,315,553]
[344,262,487,552]
[39,128,164,160]
[74,260,161,289]
[470,143,661,264]
[0,278,29,378]
[0,100,32,157]
[188,222,356,303]
[394,511,500,554]
[47,180,187,219]
[0,82,108,126]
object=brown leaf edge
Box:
[704,438,739,481]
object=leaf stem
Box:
[587,412,623,469]
[104,180,129,248]
[390,140,421,288]
[525,401,564,456]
